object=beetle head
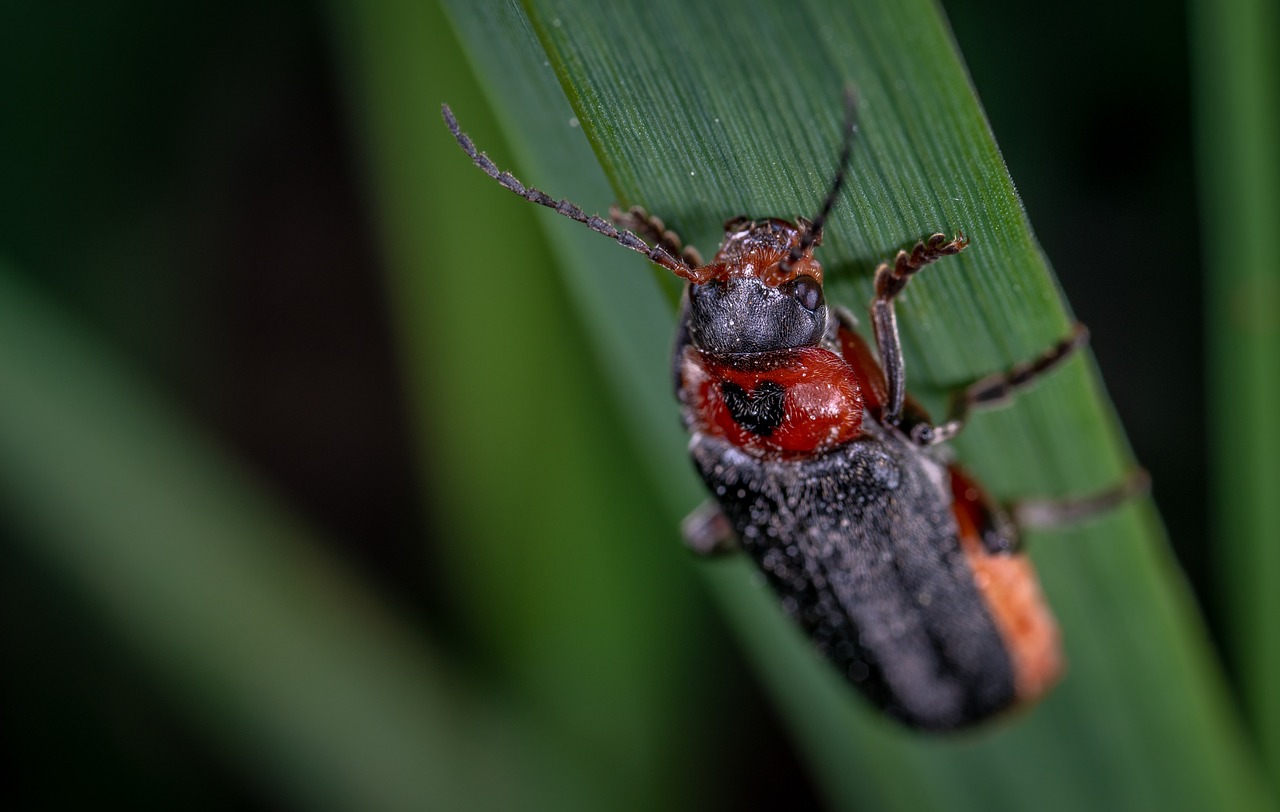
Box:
[685,218,829,354]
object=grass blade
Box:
[1191,0,1280,791]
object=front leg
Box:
[871,232,969,426]
[610,205,705,268]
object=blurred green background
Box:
[2,0,1275,810]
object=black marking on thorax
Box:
[721,380,786,435]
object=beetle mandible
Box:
[441,93,1142,730]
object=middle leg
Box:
[911,323,1089,445]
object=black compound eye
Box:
[782,275,824,311]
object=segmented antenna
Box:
[779,88,859,275]
[441,104,696,280]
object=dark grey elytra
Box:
[689,429,1015,728]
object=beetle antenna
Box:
[441,104,698,279]
[780,87,858,275]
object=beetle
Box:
[441,94,1143,730]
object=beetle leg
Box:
[911,323,1090,445]
[1013,469,1150,530]
[872,232,969,425]
[681,498,740,556]
[610,205,705,268]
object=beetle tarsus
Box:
[610,205,705,268]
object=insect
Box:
[442,94,1143,730]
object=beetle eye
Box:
[782,275,824,311]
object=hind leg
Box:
[1012,469,1151,530]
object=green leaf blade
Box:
[1192,0,1280,792]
